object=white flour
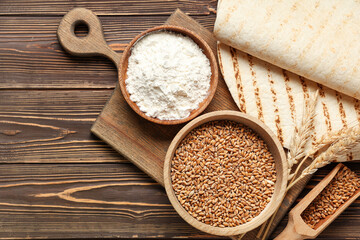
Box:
[125,31,211,120]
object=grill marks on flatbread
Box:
[229,47,246,113]
[299,76,309,100]
[335,91,348,128]
[248,54,264,122]
[215,0,360,101]
[318,83,332,132]
[218,42,360,160]
[267,64,284,145]
[296,2,337,71]
[282,70,296,123]
[354,99,360,124]
[299,76,317,145]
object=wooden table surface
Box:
[0,1,359,239]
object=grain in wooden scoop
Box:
[170,120,277,228]
[301,165,360,229]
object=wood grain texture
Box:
[0,15,215,89]
[0,163,223,239]
[1,1,360,239]
[0,163,357,240]
[0,90,124,163]
[0,0,217,16]
[57,8,122,66]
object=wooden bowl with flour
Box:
[119,25,218,125]
[57,8,218,125]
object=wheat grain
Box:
[171,120,277,228]
[302,166,360,228]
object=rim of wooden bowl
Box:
[118,25,218,125]
[164,110,288,236]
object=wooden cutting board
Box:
[90,9,312,240]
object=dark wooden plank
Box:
[0,163,358,239]
[1,1,358,239]
[0,163,223,239]
[0,15,215,89]
[0,90,126,163]
[0,0,217,16]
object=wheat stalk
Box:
[259,90,318,240]
[287,90,318,180]
[288,123,360,187]
[261,91,358,239]
[287,126,360,190]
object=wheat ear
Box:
[310,125,356,156]
[288,123,359,185]
[287,90,318,180]
[287,126,360,190]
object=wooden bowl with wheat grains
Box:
[119,25,218,125]
[164,111,288,236]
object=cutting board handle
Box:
[57,8,121,66]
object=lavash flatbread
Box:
[218,43,360,161]
[214,0,360,100]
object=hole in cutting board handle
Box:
[73,20,89,38]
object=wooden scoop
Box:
[275,163,360,240]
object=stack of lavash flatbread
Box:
[214,0,360,161]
